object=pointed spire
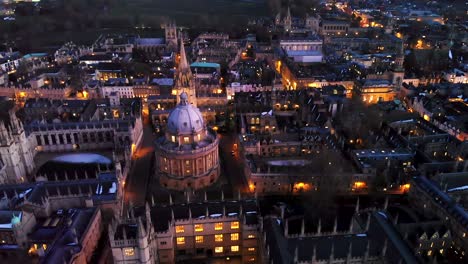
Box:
[238,189,241,200]
[294,246,299,263]
[333,216,338,234]
[169,194,173,205]
[347,242,353,262]
[301,218,305,236]
[204,191,207,202]
[223,205,226,216]
[317,218,321,235]
[311,245,317,263]
[137,217,146,238]
[171,209,175,221]
[178,39,190,72]
[221,190,224,201]
[384,196,389,210]
[206,206,209,218]
[349,218,354,233]
[284,219,289,237]
[329,243,335,261]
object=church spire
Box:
[175,35,197,107]
[178,39,190,72]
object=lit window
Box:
[197,134,201,141]
[215,246,223,253]
[196,236,204,243]
[249,257,255,261]
[195,224,203,232]
[176,237,185,245]
[248,247,255,252]
[215,223,223,230]
[185,160,190,165]
[176,226,185,233]
[215,234,223,242]
[231,221,239,229]
[184,137,189,143]
[171,135,176,143]
[247,234,255,239]
[231,245,239,252]
[124,248,135,256]
[231,233,239,241]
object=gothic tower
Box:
[175,40,197,107]
[284,6,292,32]
[164,22,178,51]
[392,38,405,89]
[0,121,25,183]
[8,110,35,175]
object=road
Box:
[218,132,249,196]
[123,115,155,207]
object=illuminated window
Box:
[249,257,255,261]
[196,236,203,243]
[215,247,223,253]
[124,248,135,256]
[215,234,223,242]
[231,233,239,241]
[215,223,223,230]
[231,221,239,229]
[248,247,255,252]
[184,137,189,144]
[42,244,47,250]
[197,134,201,141]
[176,226,185,233]
[171,135,176,143]
[247,234,255,239]
[231,245,239,252]
[185,160,190,165]
[195,224,203,232]
[176,237,185,245]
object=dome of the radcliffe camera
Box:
[167,92,205,135]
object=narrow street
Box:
[123,115,155,207]
[218,132,249,195]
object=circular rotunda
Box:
[156,92,220,190]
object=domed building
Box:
[156,92,220,190]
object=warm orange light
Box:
[293,182,311,192]
[19,92,26,97]
[249,183,255,192]
[401,184,410,192]
[82,90,88,98]
[353,181,367,189]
